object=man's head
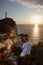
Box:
[19,33,29,43]
[24,34,29,42]
[0,18,18,49]
[0,18,18,41]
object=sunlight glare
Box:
[32,24,39,44]
[34,24,38,33]
[33,16,41,24]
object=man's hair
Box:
[19,33,29,42]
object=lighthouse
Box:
[5,12,7,18]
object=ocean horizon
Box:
[17,24,43,44]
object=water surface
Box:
[17,24,43,44]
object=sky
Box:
[0,0,43,24]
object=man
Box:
[0,17,19,65]
[20,34,32,56]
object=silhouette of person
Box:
[20,34,32,56]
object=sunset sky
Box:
[0,0,43,24]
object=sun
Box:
[33,15,41,24]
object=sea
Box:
[17,24,43,44]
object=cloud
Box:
[6,0,43,8]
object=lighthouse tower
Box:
[5,12,7,18]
